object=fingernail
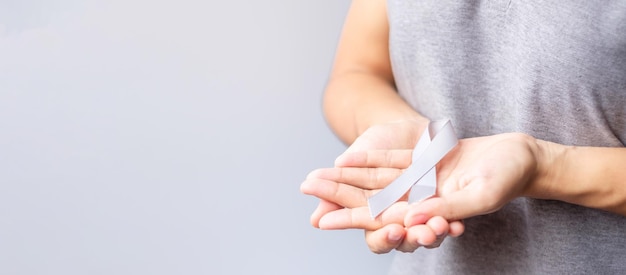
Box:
[388,231,403,242]
[416,238,427,246]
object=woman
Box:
[301,0,626,274]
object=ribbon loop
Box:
[367,120,458,219]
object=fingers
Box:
[448,220,465,237]
[300,168,406,208]
[396,216,449,252]
[318,201,408,230]
[301,178,371,208]
[396,225,435,252]
[306,167,403,190]
[364,224,406,254]
[362,217,456,254]
[309,200,342,228]
[423,216,449,248]
[335,150,413,169]
[404,185,491,226]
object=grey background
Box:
[0,0,395,274]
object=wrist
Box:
[525,139,626,215]
[524,138,569,200]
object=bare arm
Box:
[325,0,626,217]
[532,142,626,215]
[313,0,453,253]
[308,0,626,255]
[323,0,426,144]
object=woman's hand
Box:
[404,133,543,226]
[302,119,465,253]
[305,131,544,252]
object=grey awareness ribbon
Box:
[367,120,458,219]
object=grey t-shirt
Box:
[386,1,626,274]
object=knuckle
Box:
[367,168,379,189]
[337,168,345,182]
[364,150,371,167]
[385,151,394,167]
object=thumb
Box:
[404,186,495,226]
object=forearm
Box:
[531,140,626,215]
[323,72,426,144]
[322,0,427,145]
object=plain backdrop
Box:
[0,0,396,274]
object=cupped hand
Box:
[301,119,464,253]
[404,133,542,227]
[304,131,542,253]
[302,149,465,252]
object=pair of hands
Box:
[301,119,542,253]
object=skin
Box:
[304,119,465,253]
[301,0,626,254]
